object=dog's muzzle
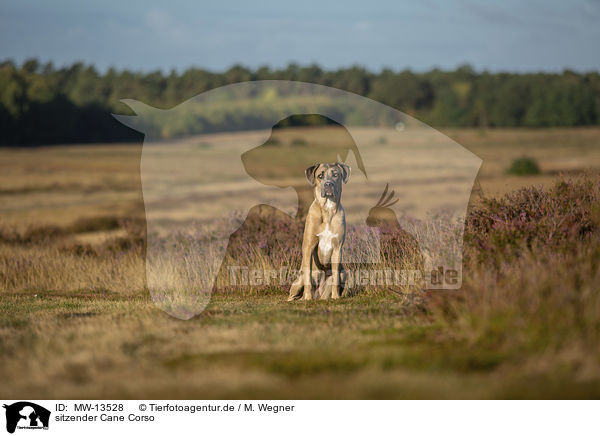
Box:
[322,180,336,198]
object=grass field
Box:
[1,127,600,398]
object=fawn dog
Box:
[288,162,350,300]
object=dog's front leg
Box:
[300,221,318,300]
[330,245,342,299]
[300,244,317,300]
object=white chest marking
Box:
[317,223,338,256]
[324,199,336,211]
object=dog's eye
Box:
[332,173,338,178]
[318,173,324,179]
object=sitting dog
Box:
[288,162,350,300]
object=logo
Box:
[3,402,50,434]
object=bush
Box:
[506,156,541,175]
[264,137,281,146]
[376,135,387,145]
[291,137,307,146]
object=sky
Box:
[1,0,599,73]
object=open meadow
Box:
[1,127,600,398]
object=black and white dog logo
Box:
[3,402,50,433]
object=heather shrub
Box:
[69,216,121,233]
[0,225,66,245]
[465,178,600,263]
[425,177,600,376]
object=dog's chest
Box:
[317,223,338,257]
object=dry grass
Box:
[1,128,600,398]
[442,127,600,196]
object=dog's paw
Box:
[330,286,340,299]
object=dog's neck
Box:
[316,195,340,223]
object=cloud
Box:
[354,21,371,31]
[144,9,192,45]
[460,0,522,25]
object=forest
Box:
[1,58,599,145]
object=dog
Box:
[288,162,350,300]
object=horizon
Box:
[3,58,599,76]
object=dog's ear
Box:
[337,162,351,184]
[305,164,320,186]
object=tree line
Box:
[1,58,599,145]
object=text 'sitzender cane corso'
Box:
[288,162,350,300]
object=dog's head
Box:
[305,162,351,203]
